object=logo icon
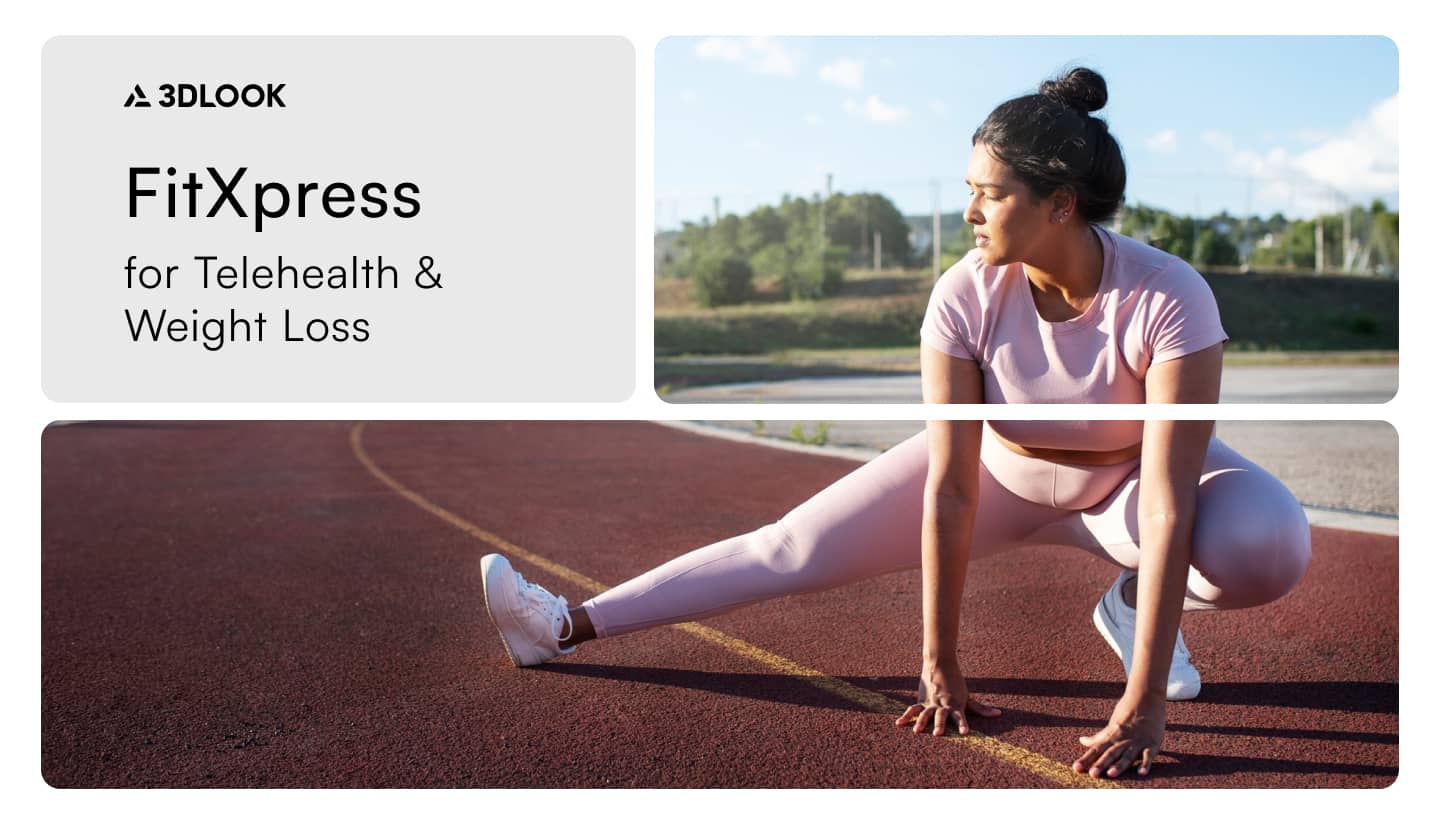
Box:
[123,85,151,108]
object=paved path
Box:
[666,365,1399,405]
[671,421,1397,531]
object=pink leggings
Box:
[581,428,1312,639]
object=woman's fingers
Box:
[1105,746,1139,778]
[894,704,923,727]
[1076,721,1117,748]
[1087,741,1128,778]
[1073,730,1155,779]
[1072,743,1102,774]
[932,708,949,737]
[1073,725,1116,773]
[897,696,999,738]
[911,706,935,734]
[1077,729,1104,747]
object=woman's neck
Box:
[1022,224,1104,303]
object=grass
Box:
[656,265,1398,359]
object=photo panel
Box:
[43,420,1396,788]
[654,37,1398,404]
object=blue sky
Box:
[655,36,1398,229]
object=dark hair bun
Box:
[972,65,1126,224]
[1039,67,1107,114]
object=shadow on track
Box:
[545,663,867,713]
[855,676,1396,714]
[1158,751,1398,780]
[548,665,1396,748]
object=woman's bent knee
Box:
[1189,469,1312,610]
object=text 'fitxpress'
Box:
[129,167,421,232]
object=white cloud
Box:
[1293,94,1398,193]
[1144,129,1179,154]
[693,36,798,77]
[842,95,909,124]
[819,58,865,90]
[1200,95,1398,213]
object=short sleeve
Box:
[919,258,980,360]
[1146,264,1229,363]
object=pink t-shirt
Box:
[919,225,1228,450]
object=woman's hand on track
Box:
[1073,693,1167,778]
[895,657,1001,737]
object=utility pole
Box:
[931,178,941,280]
[1315,213,1324,273]
[818,173,832,250]
[874,231,882,271]
[712,196,720,225]
[1244,176,1253,268]
[860,196,869,259]
[1341,191,1352,273]
[1192,195,1202,264]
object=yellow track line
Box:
[350,422,1112,789]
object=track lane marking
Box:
[350,421,1113,789]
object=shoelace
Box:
[516,575,573,642]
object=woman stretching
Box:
[480,67,1311,780]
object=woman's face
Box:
[963,143,1056,267]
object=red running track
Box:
[41,421,1398,788]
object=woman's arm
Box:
[1131,342,1222,696]
[895,344,999,736]
[1074,341,1222,778]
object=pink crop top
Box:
[919,225,1228,451]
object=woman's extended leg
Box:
[579,430,1069,639]
[579,433,932,638]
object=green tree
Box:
[1371,200,1398,274]
[787,244,848,300]
[749,243,793,279]
[1194,228,1240,267]
[1119,202,1163,240]
[690,252,754,307]
[713,213,742,251]
[672,220,712,279]
[1149,213,1194,261]
[738,205,786,256]
[1251,219,1314,269]
[823,192,914,266]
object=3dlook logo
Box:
[124,83,286,108]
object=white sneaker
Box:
[481,553,576,667]
[1092,571,1201,701]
